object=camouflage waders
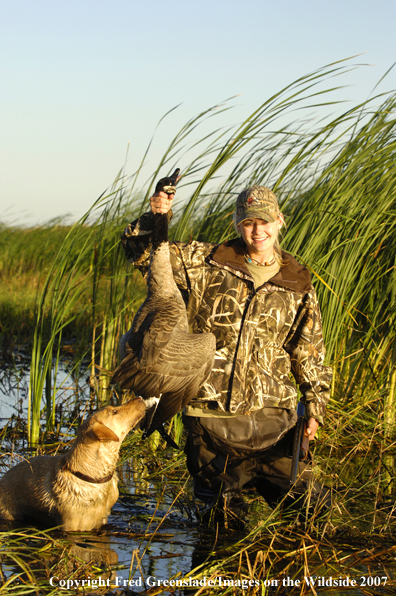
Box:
[184,414,331,525]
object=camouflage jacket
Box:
[122,212,332,424]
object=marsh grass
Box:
[1,408,395,595]
[0,225,95,353]
[0,526,117,595]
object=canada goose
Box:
[112,170,216,440]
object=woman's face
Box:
[238,217,281,263]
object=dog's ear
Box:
[86,421,120,442]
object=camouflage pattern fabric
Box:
[235,185,279,225]
[122,212,332,425]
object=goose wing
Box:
[145,330,216,434]
[124,299,188,370]
[112,330,216,410]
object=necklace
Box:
[245,250,276,267]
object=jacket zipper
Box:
[226,288,255,412]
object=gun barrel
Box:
[290,403,309,485]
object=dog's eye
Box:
[112,409,118,415]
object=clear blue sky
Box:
[1,0,395,225]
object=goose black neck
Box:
[152,213,169,250]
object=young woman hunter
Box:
[121,182,332,525]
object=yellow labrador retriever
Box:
[0,398,145,531]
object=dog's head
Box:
[80,398,146,444]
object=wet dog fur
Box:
[0,398,146,531]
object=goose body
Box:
[112,209,216,437]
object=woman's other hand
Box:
[305,417,319,441]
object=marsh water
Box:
[1,354,396,595]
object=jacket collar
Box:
[210,238,312,293]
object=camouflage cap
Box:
[235,186,279,226]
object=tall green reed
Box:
[151,60,395,437]
[26,57,396,443]
[27,176,146,445]
[282,95,396,433]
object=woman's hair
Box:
[273,235,285,266]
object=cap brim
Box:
[236,210,278,225]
